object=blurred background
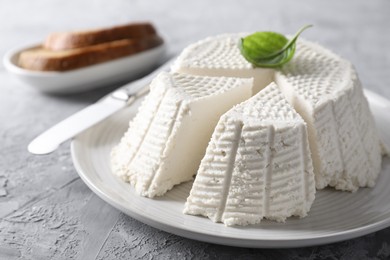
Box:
[2,0,390,93]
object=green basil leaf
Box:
[239,25,313,68]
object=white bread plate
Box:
[3,43,166,94]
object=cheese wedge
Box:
[171,34,274,94]
[111,72,252,197]
[184,83,315,226]
[275,40,382,191]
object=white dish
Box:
[3,43,166,94]
[71,89,390,248]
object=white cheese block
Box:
[111,72,252,197]
[174,33,382,192]
[275,40,382,191]
[171,34,274,95]
[184,83,316,226]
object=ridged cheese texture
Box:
[275,40,382,191]
[184,83,316,226]
[111,72,252,197]
[173,33,382,192]
[171,34,274,94]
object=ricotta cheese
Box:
[111,72,252,197]
[112,33,383,227]
[184,83,316,226]
[173,34,382,192]
[171,34,274,94]
[275,40,382,191]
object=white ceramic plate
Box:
[71,89,390,248]
[3,43,166,94]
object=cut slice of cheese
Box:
[184,83,316,226]
[111,72,252,197]
[171,34,274,95]
[275,40,382,191]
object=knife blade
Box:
[28,56,176,155]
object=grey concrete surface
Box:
[1,0,390,259]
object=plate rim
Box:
[71,142,390,248]
[71,139,390,248]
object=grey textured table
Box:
[1,0,390,259]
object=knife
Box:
[28,56,176,155]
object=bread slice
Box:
[19,35,163,71]
[44,22,158,51]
